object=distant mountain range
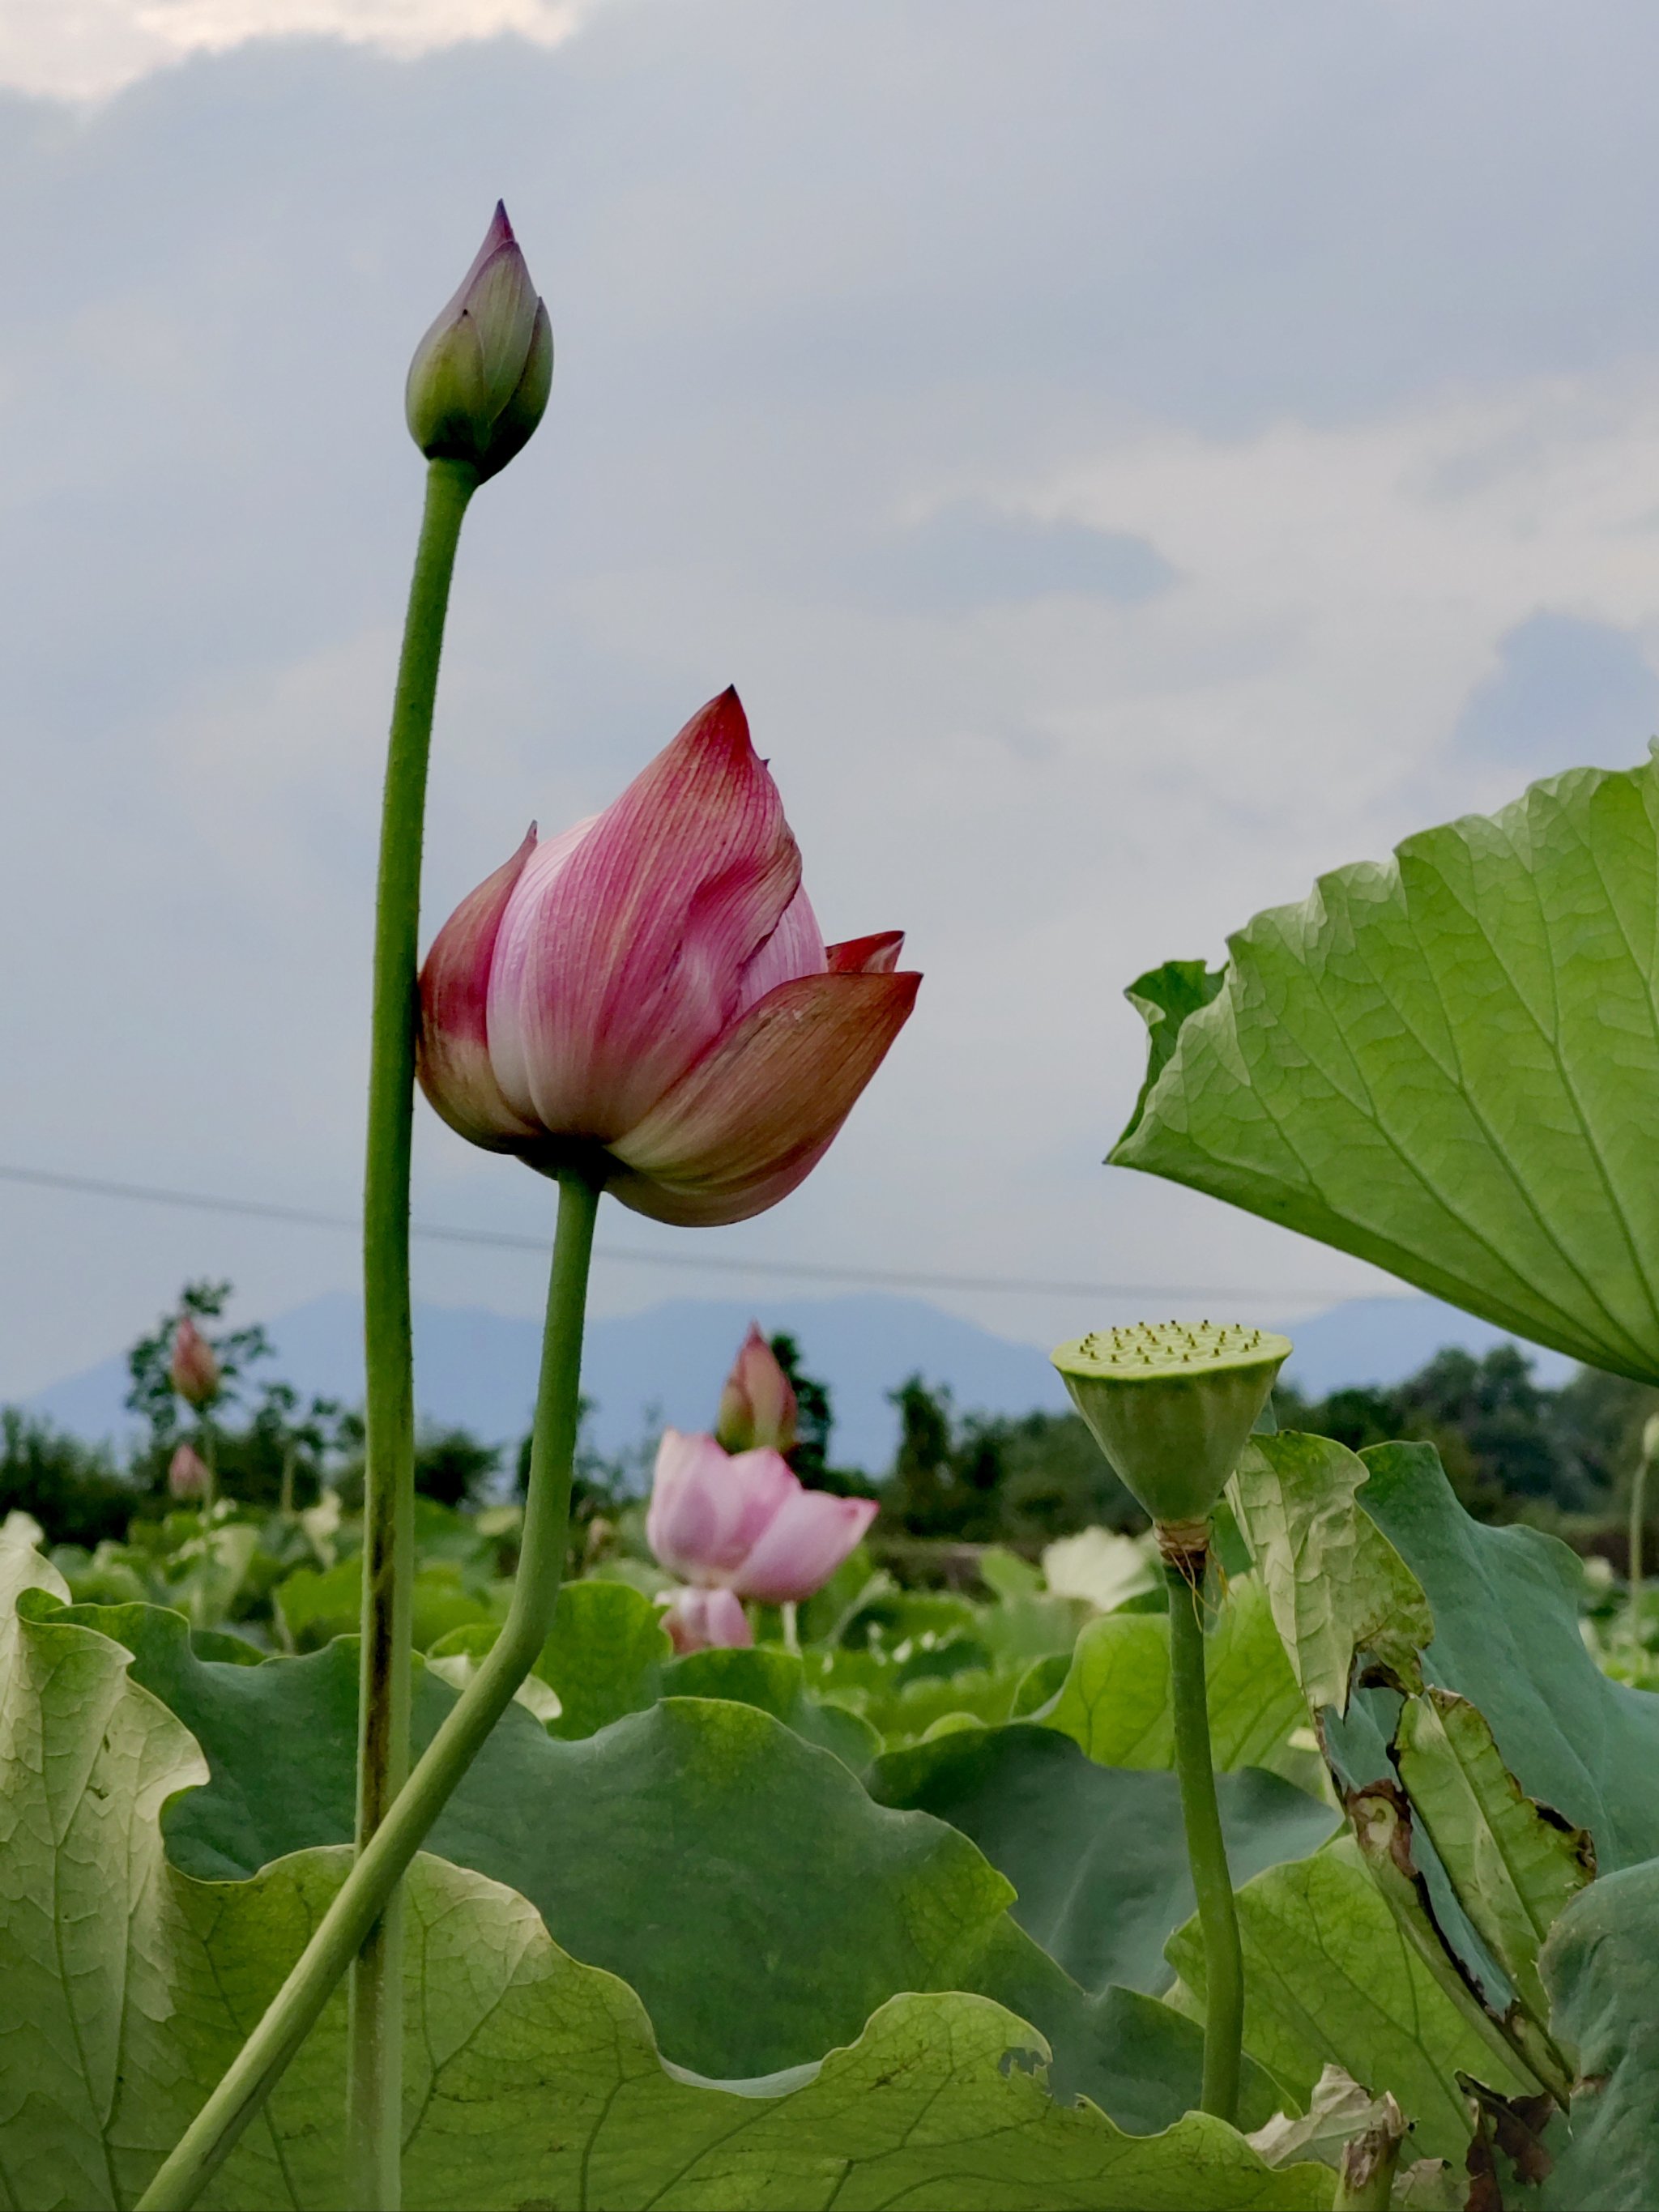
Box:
[22,1287,1574,1477]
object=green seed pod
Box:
[1051,1320,1291,1528]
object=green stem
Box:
[1630,1450,1649,1652]
[137,1168,602,2212]
[1164,1545,1243,2125]
[349,454,476,2212]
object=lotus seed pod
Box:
[1051,1320,1291,1528]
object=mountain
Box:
[22,1293,1068,1476]
[20,1286,1576,1477]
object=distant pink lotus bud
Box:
[646,1428,877,1605]
[168,1317,221,1409]
[716,1323,798,1455]
[406,201,552,484]
[416,689,919,1225]
[664,1584,753,1655]
[168,1443,210,1500]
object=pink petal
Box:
[826,931,905,975]
[734,882,826,1015]
[646,1430,797,1584]
[716,1321,799,1454]
[485,689,801,1142]
[417,826,544,1150]
[606,967,920,1226]
[664,1585,753,1653]
[479,813,597,1123]
[730,1487,879,1605]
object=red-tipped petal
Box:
[606,967,920,1227]
[825,931,906,976]
[487,689,801,1142]
[731,1487,879,1605]
[418,826,544,1151]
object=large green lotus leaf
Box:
[868,1722,1336,1998]
[662,1644,881,1770]
[1344,1444,1659,1870]
[37,1595,1178,2125]
[0,1567,1338,2211]
[1042,1571,1306,1775]
[1538,1854,1659,2212]
[1111,758,1659,1382]
[1230,1434,1431,1713]
[1167,1836,1528,2164]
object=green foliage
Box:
[0,1408,139,1549]
[1043,1573,1310,1779]
[1169,1838,1529,2163]
[1113,757,1659,1383]
[880,1375,1141,1545]
[0,1554,1332,2211]
[1540,1855,1659,2211]
[868,1723,1335,1998]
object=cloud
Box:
[8,8,1659,1399]
[0,0,608,100]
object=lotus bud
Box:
[716,1323,799,1455]
[417,688,919,1225]
[168,1442,211,1501]
[406,201,552,484]
[168,1316,221,1409]
[663,1585,753,1655]
[1051,1321,1290,1561]
[646,1428,876,1605]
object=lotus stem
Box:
[1162,1525,1243,2125]
[136,1166,600,2212]
[1630,1446,1649,1652]
[347,451,477,2210]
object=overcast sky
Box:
[5,0,1659,1395]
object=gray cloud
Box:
[9,4,1659,1396]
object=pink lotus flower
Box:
[663,1585,753,1655]
[168,1318,221,1410]
[168,1443,210,1500]
[716,1323,798,1455]
[646,1428,877,1605]
[417,689,919,1225]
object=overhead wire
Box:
[0,1159,1395,1306]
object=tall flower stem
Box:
[136,1167,602,2212]
[1163,1539,1243,2125]
[348,452,477,2211]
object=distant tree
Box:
[412,1427,501,1510]
[766,1332,832,1476]
[0,1409,140,1549]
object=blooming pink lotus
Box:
[663,1584,753,1655]
[646,1428,877,1605]
[169,1318,221,1410]
[716,1322,798,1455]
[417,689,919,1225]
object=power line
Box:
[0,1158,1394,1307]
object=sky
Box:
[6,0,1659,1396]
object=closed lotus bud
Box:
[168,1442,210,1500]
[716,1323,798,1455]
[1051,1321,1291,1535]
[168,1316,221,1409]
[646,1428,876,1605]
[406,201,552,484]
[417,688,919,1225]
[664,1585,753,1655]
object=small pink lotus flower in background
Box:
[646,1428,877,1605]
[663,1584,753,1655]
[716,1323,798,1455]
[168,1317,221,1409]
[417,688,919,1225]
[406,201,552,484]
[168,1443,211,1501]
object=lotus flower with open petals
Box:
[646,1428,876,1605]
[417,688,919,1225]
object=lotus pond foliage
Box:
[8,202,1659,2212]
